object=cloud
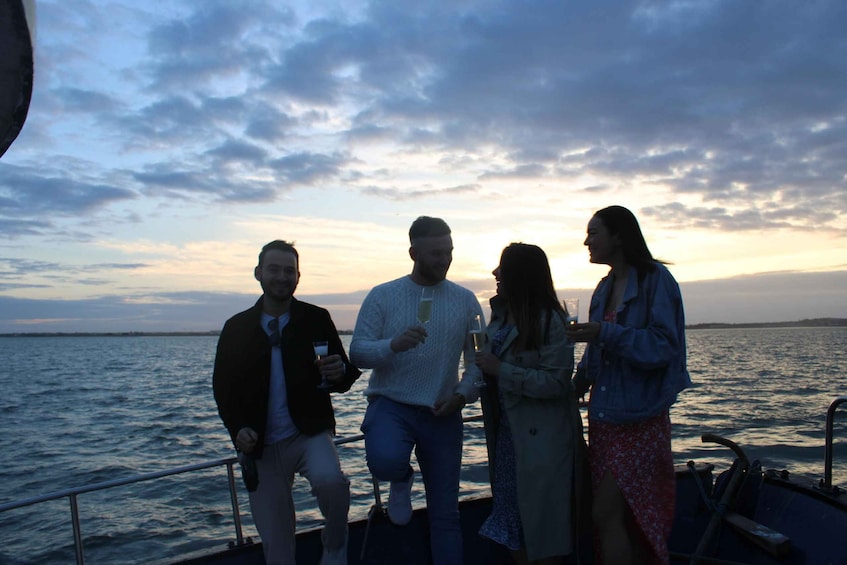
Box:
[361,183,480,201]
[641,202,842,232]
[680,270,847,325]
[0,257,152,292]
[268,151,350,185]
[0,163,137,224]
[0,289,367,333]
[1,0,845,326]
[0,270,844,334]
[7,0,845,228]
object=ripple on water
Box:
[0,330,845,564]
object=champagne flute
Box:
[417,286,434,325]
[415,287,434,355]
[313,340,330,389]
[563,298,579,326]
[468,314,487,387]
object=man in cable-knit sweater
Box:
[350,216,484,565]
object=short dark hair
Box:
[258,240,299,267]
[409,216,451,244]
[593,205,665,274]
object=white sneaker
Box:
[387,470,414,526]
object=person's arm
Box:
[432,392,467,416]
[349,287,399,369]
[497,313,573,400]
[596,270,684,369]
[572,355,590,398]
[212,321,247,445]
[323,311,361,393]
[455,296,485,403]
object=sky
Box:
[1,0,846,333]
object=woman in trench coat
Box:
[475,243,587,564]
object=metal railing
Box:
[3,396,842,565]
[0,457,245,565]
[820,396,847,493]
[0,415,485,565]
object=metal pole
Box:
[821,396,847,491]
[226,461,245,546]
[69,494,85,565]
[689,434,751,565]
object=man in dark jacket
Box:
[213,240,361,565]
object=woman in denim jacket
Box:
[475,243,585,564]
[567,206,691,565]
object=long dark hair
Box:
[593,205,667,276]
[498,243,564,351]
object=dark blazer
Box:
[212,296,361,459]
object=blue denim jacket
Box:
[574,263,691,424]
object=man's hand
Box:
[432,393,466,417]
[235,427,258,453]
[390,325,428,353]
[315,354,346,385]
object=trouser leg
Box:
[298,431,350,559]
[415,409,464,565]
[249,439,297,565]
[360,396,416,481]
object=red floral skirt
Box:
[588,410,675,564]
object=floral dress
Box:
[589,310,675,564]
[478,323,524,550]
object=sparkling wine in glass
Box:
[313,340,330,389]
[469,314,487,387]
[417,287,434,325]
[563,298,579,326]
[415,287,434,356]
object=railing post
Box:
[69,493,85,565]
[226,461,245,546]
[821,396,847,492]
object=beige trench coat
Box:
[480,297,587,561]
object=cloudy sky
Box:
[1,0,845,333]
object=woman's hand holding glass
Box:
[565,321,602,343]
[474,350,502,378]
[468,314,488,387]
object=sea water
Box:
[0,328,845,564]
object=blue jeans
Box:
[361,396,464,565]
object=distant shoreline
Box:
[0,329,355,337]
[685,317,847,330]
[1,319,845,337]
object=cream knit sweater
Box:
[350,275,483,407]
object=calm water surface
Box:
[0,328,845,564]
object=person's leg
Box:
[361,396,418,525]
[414,409,463,565]
[297,431,350,565]
[592,471,640,565]
[249,439,297,565]
[360,396,416,481]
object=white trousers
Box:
[249,431,350,565]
